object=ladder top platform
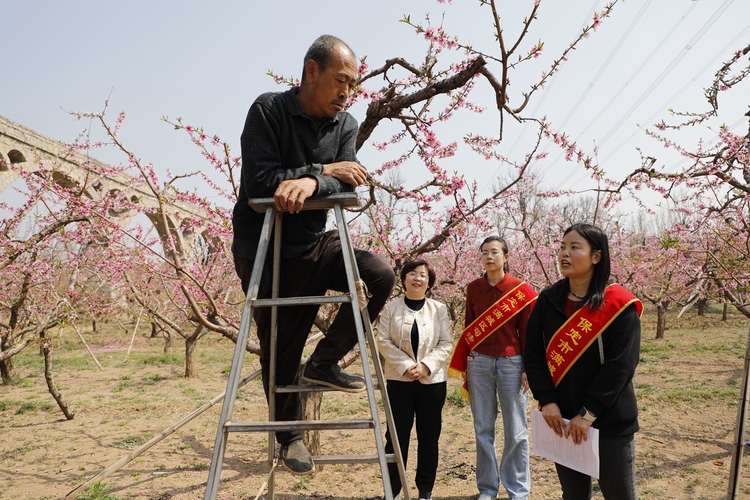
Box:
[248,192,360,213]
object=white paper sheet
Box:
[531,408,600,478]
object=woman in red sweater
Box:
[450,236,537,500]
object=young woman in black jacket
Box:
[524,223,642,500]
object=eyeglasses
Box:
[480,251,504,258]
[406,271,429,279]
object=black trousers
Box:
[384,380,447,496]
[234,230,395,445]
[555,434,636,500]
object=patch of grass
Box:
[14,377,35,388]
[144,373,168,385]
[134,352,184,366]
[446,385,468,408]
[53,355,98,371]
[15,400,54,414]
[0,399,19,411]
[635,382,657,396]
[684,465,703,474]
[112,436,148,449]
[292,474,309,490]
[660,385,738,404]
[113,376,131,392]
[640,341,676,359]
[690,341,739,355]
[77,482,122,500]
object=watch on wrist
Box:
[579,406,597,422]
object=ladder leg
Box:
[334,204,410,500]
[204,207,275,500]
[267,211,283,500]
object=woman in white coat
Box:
[376,259,453,500]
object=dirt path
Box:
[1,310,748,499]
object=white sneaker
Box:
[477,495,496,500]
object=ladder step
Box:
[252,295,351,308]
[311,453,397,465]
[226,419,375,433]
[276,382,381,393]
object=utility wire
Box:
[479,0,600,196]
[564,0,698,148]
[557,0,739,189]
[555,0,654,133]
[599,22,750,166]
[594,0,735,148]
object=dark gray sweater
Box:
[231,87,359,259]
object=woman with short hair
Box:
[376,259,453,500]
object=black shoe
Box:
[280,440,314,475]
[418,492,432,500]
[302,362,366,392]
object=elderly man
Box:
[231,35,396,475]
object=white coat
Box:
[375,297,453,384]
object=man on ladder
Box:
[231,34,396,476]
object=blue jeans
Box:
[555,434,636,500]
[467,352,529,500]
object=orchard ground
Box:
[1,308,749,500]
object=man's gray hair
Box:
[301,35,355,83]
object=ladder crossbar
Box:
[226,419,375,433]
[248,192,359,212]
[312,454,397,465]
[274,382,380,394]
[252,294,351,308]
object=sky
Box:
[1,0,749,213]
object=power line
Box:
[594,0,735,148]
[530,0,696,190]
[599,22,750,165]
[555,0,654,134]
[557,0,740,189]
[479,0,600,196]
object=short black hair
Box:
[400,259,436,290]
[301,35,355,83]
[563,223,611,309]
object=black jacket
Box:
[231,87,359,259]
[523,279,641,437]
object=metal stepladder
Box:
[204,192,409,500]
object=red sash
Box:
[546,283,643,387]
[449,281,538,400]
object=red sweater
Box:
[464,273,534,357]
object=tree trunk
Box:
[0,336,15,384]
[41,331,74,420]
[92,319,97,332]
[723,302,729,321]
[185,334,197,378]
[301,391,323,466]
[163,330,172,353]
[151,322,159,338]
[698,298,707,316]
[655,303,667,339]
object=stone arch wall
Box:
[0,114,211,257]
